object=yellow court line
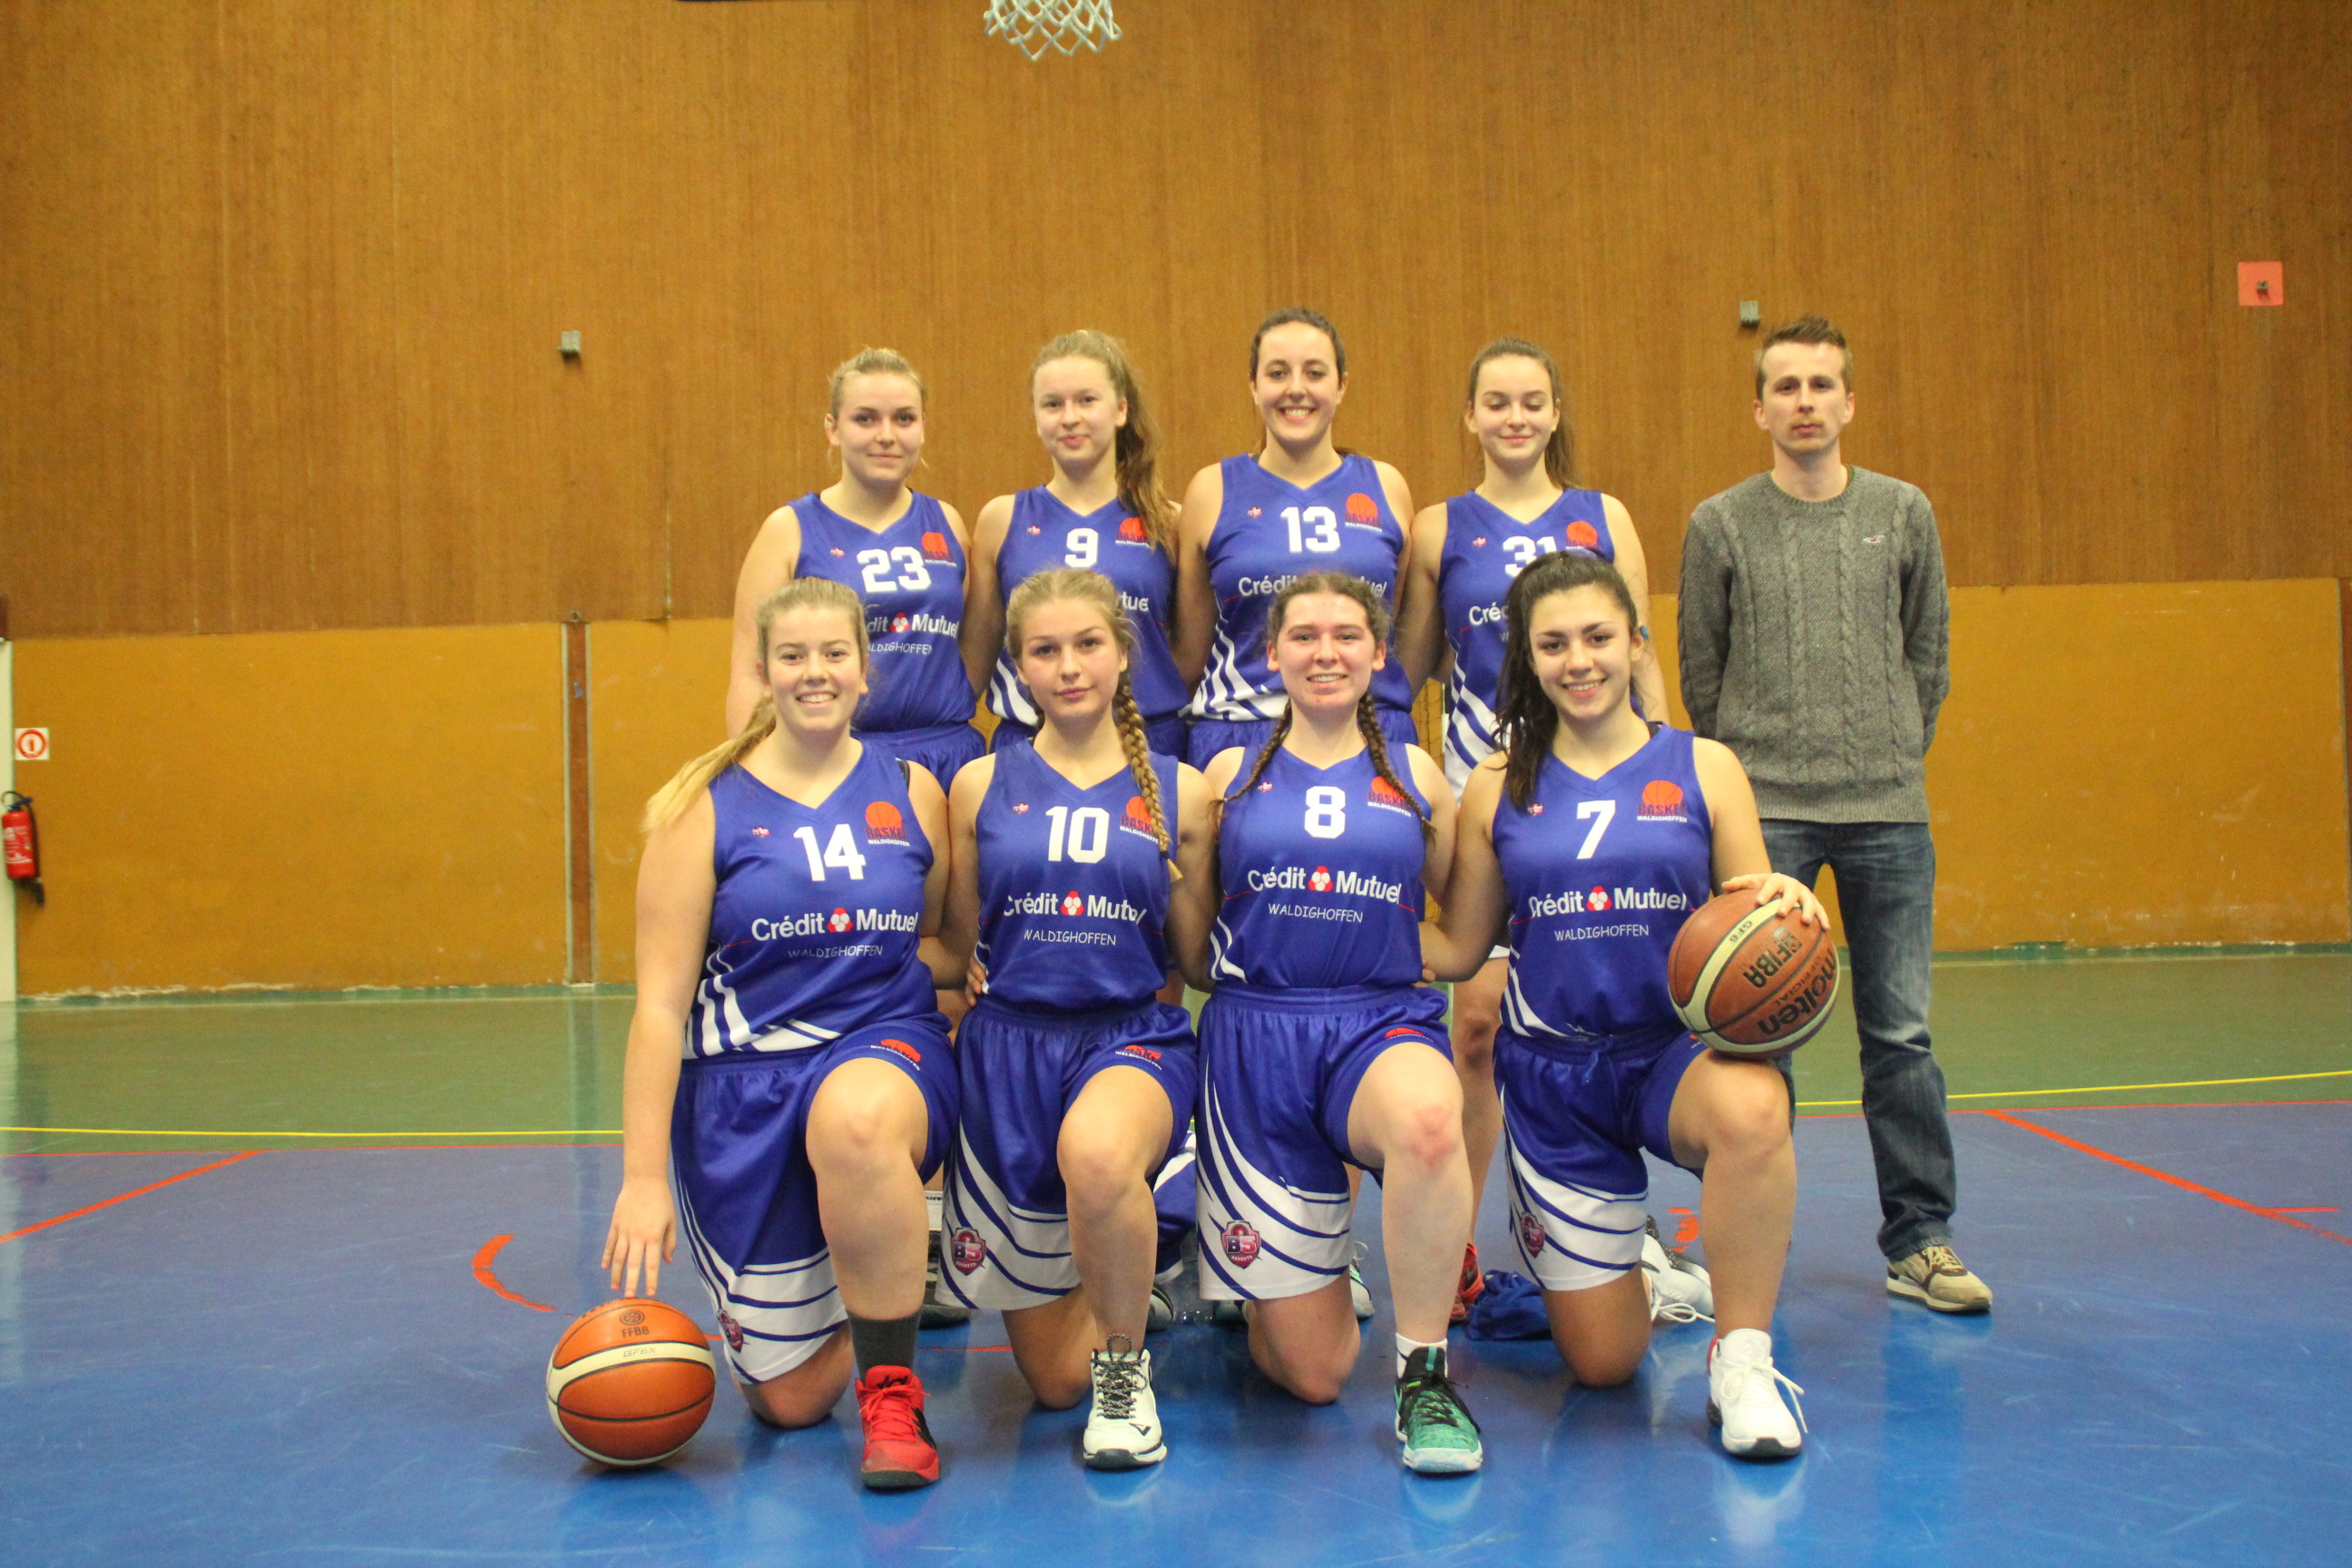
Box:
[0,1126,622,1138]
[9,1069,2350,1134]
[1796,1068,2352,1109]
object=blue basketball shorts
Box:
[1194,982,1451,1302]
[993,710,1188,761]
[1185,708,1420,771]
[856,720,988,791]
[1494,1027,1705,1293]
[938,998,1199,1310]
[670,1019,958,1384]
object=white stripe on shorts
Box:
[1502,1089,1648,1295]
[937,1127,1079,1310]
[672,1176,844,1383]
[1193,1077,1352,1301]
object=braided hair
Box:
[1495,551,1643,812]
[1003,568,1176,873]
[1221,572,1430,842]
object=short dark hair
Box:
[1753,315,1852,397]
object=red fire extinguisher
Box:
[3,792,42,906]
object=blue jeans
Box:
[1760,818,1955,1261]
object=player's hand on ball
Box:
[603,1178,678,1297]
[1722,872,1827,929]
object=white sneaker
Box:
[1083,1337,1166,1470]
[1707,1328,1805,1461]
[1642,1224,1714,1324]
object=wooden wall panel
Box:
[2,0,2347,640]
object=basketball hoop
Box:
[984,0,1120,60]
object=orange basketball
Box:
[545,1299,717,1466]
[1667,892,1840,1057]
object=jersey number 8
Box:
[1304,786,1347,839]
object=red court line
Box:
[472,1234,555,1312]
[1976,1109,2352,1247]
[0,1151,260,1245]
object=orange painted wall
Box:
[8,581,2343,994]
[12,625,570,993]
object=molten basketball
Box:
[1667,892,1840,1057]
[545,1298,717,1466]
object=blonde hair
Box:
[1004,568,1175,871]
[1221,572,1428,841]
[642,578,868,833]
[1032,330,1176,554]
[829,347,928,415]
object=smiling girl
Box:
[1421,551,1817,1462]
[606,577,963,1492]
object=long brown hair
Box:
[1465,337,1575,488]
[1495,552,1642,812]
[1032,330,1175,554]
[1004,568,1175,870]
[1221,572,1428,841]
[642,578,868,833]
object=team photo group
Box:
[593,308,1984,1491]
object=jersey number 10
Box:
[1045,805,1110,863]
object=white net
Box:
[984,0,1121,60]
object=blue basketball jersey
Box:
[987,489,1184,728]
[1187,455,1413,723]
[1492,727,1712,1052]
[1437,489,1613,774]
[974,740,1178,1012]
[791,492,975,733]
[686,746,939,1058]
[1210,748,1429,990]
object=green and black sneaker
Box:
[1395,1345,1482,1475]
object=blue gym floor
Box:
[2,956,2347,1566]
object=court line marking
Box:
[0,1151,260,1246]
[472,1233,555,1312]
[1795,1067,2351,1108]
[1978,1108,2352,1247]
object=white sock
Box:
[1395,1333,1446,1378]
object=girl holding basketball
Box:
[606,577,962,1493]
[961,332,1188,760]
[1174,309,1422,770]
[937,569,1214,1470]
[1421,550,1818,1461]
[728,348,985,787]
[1194,571,1481,1476]
[1393,338,1674,1320]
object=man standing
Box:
[1677,316,1990,1314]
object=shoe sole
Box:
[1396,1422,1483,1475]
[1886,1278,1991,1315]
[1707,1401,1800,1462]
[861,1466,939,1492]
[1083,1443,1168,1472]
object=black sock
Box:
[849,1311,921,1377]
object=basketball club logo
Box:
[1121,797,1155,838]
[1367,776,1413,813]
[1221,1221,1261,1268]
[877,1037,922,1065]
[1519,1211,1547,1258]
[951,1228,987,1274]
[865,801,909,845]
[1638,780,1687,820]
[1344,493,1380,528]
[1565,519,1602,550]
[919,531,954,564]
[1118,515,1148,544]
[717,1310,747,1352]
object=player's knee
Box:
[742,1373,838,1429]
[1559,1335,1644,1388]
[808,1095,900,1171]
[1708,1073,1792,1160]
[1389,1100,1464,1172]
[1057,1128,1144,1213]
[1278,1358,1349,1406]
[1448,1012,1496,1070]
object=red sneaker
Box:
[1450,1241,1485,1327]
[854,1366,939,1491]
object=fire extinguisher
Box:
[3,792,42,906]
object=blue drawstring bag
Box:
[1465,1269,1552,1340]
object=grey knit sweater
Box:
[1677,468,1950,823]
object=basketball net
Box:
[984,0,1121,60]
